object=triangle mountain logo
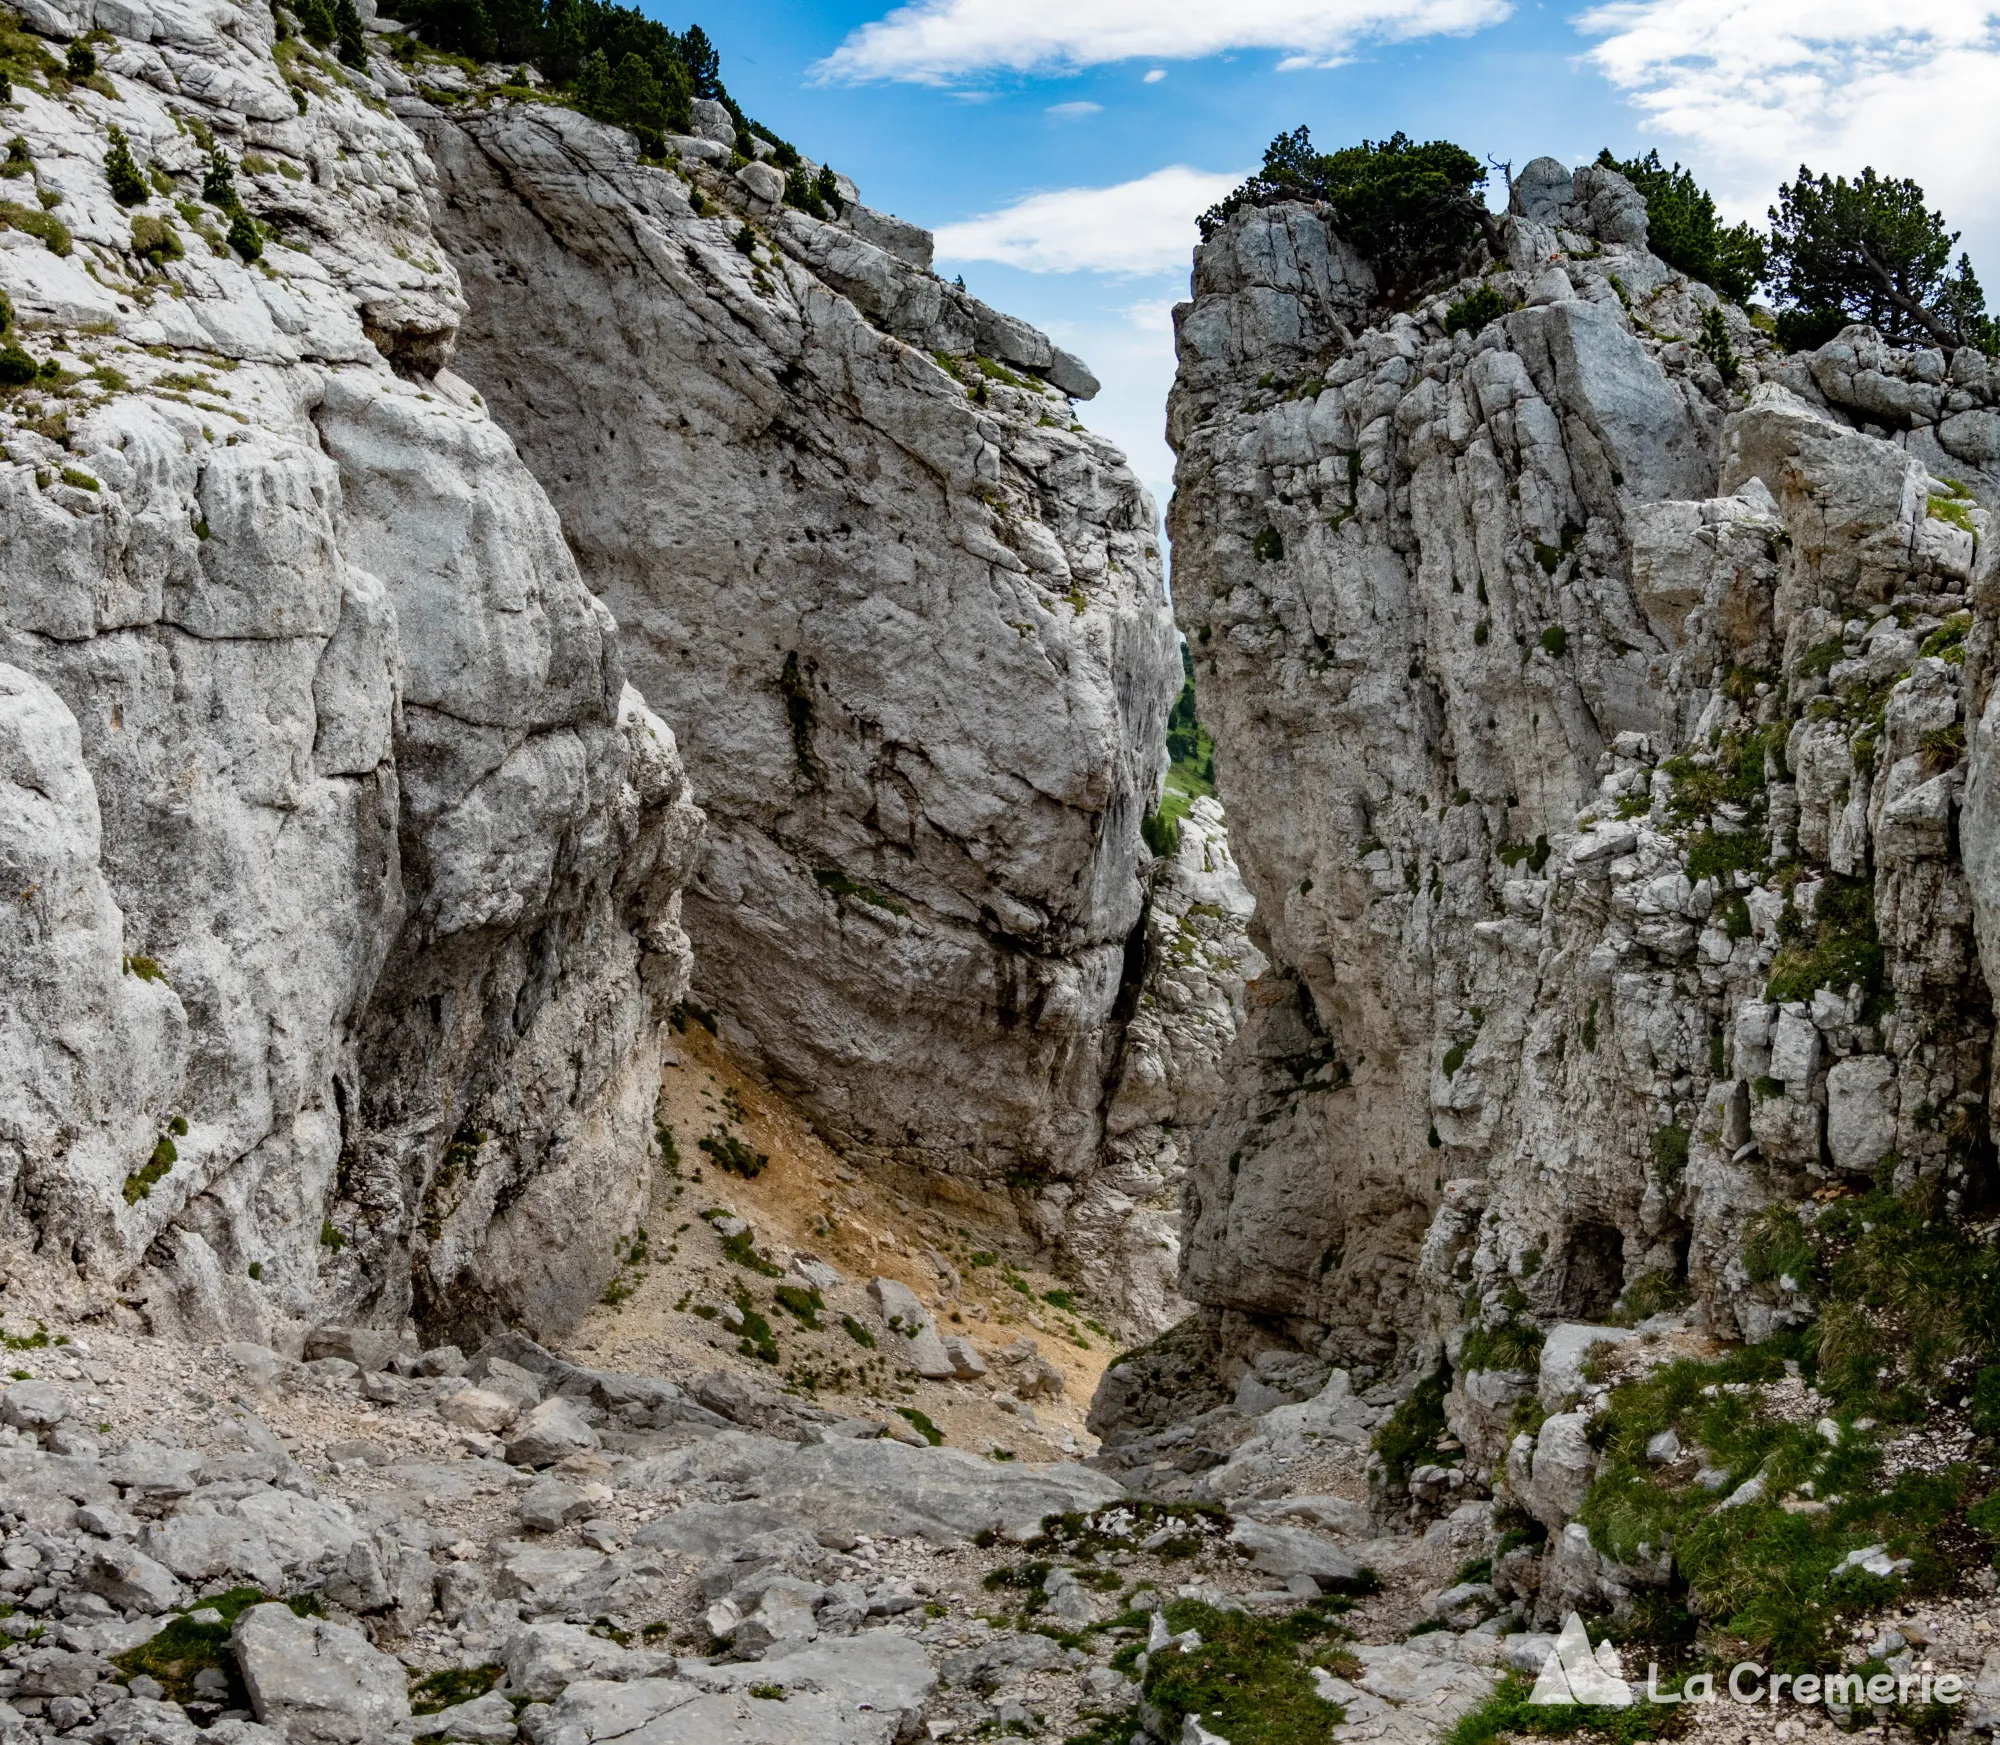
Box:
[1527,1612,1635,1706]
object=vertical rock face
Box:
[1165,158,1997,1385]
[418,106,1184,1264]
[0,0,700,1348]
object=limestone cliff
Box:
[410,97,1191,1310]
[0,0,701,1350]
[1159,157,1997,1413]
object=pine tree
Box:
[202,147,239,212]
[226,209,262,260]
[1768,165,1993,353]
[333,0,367,68]
[103,125,149,207]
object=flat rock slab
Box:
[1253,1494,1371,1537]
[1320,1641,1501,1745]
[636,1438,1122,1547]
[1228,1518,1363,1588]
[532,1637,936,1744]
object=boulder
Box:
[410,1690,515,1741]
[866,1278,955,1380]
[518,1479,594,1533]
[81,1545,185,1613]
[232,1603,412,1744]
[505,1398,600,1468]
[438,1388,519,1435]
[940,1336,987,1379]
[1429,1581,1500,1627]
[1521,1412,1597,1530]
[736,160,786,207]
[303,1328,400,1372]
[0,1381,70,1431]
[503,1620,673,1700]
[689,98,736,146]
[1537,1326,1630,1412]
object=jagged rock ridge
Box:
[1153,155,1997,1406]
[0,0,701,1349]
[408,94,1223,1323]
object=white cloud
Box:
[1142,67,1168,80]
[933,166,1246,275]
[1046,99,1105,115]
[1577,1,2000,243]
[816,0,1512,84]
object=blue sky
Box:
[692,1,2000,515]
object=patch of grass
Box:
[1764,875,1883,1010]
[814,867,909,916]
[1920,721,1965,775]
[1920,613,1971,665]
[1373,1367,1452,1487]
[131,213,183,266]
[896,1405,944,1445]
[1138,1597,1354,1745]
[123,1133,177,1204]
[774,1284,823,1327]
[1797,636,1846,679]
[1928,493,1976,534]
[720,1226,783,1278]
[1650,1124,1690,1191]
[1497,834,1551,874]
[1578,1181,2000,1670]
[1612,1271,1693,1326]
[410,1664,500,1715]
[111,1588,316,1707]
[1442,1673,1682,1745]
[1253,525,1284,563]
[698,1130,768,1179]
[1443,282,1516,336]
[1024,1501,1234,1566]
[1460,1320,1544,1374]
[734,1290,779,1364]
[840,1313,877,1349]
[0,198,71,255]
[1141,808,1180,858]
